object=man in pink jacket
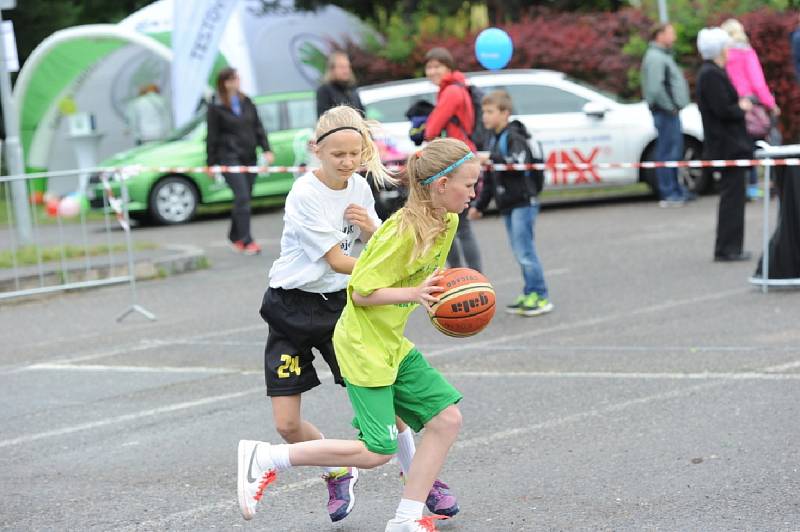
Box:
[722,18,780,199]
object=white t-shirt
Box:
[269,171,381,293]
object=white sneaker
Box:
[385,515,448,531]
[237,440,277,520]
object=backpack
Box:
[452,83,490,151]
[405,83,490,150]
[494,126,545,196]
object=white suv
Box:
[359,69,707,195]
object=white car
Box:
[359,69,707,196]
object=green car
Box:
[89,91,316,224]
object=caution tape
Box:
[99,171,130,232]
[107,158,800,176]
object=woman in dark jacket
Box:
[696,28,754,262]
[315,51,364,117]
[207,67,273,255]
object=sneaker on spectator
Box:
[231,240,246,253]
[324,467,359,522]
[504,294,526,315]
[658,198,686,208]
[243,241,262,255]
[519,293,554,317]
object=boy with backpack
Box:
[468,90,554,317]
[422,47,483,272]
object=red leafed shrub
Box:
[345,7,800,141]
[346,8,652,100]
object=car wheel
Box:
[640,137,709,196]
[148,176,199,225]
[677,138,710,194]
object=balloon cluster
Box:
[43,192,89,218]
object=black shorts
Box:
[259,287,346,396]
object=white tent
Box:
[13,0,368,183]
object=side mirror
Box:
[582,101,608,119]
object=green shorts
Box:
[345,348,462,455]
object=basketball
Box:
[430,268,496,337]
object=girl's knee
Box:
[360,450,393,469]
[431,405,462,434]
[273,417,302,441]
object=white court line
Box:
[0,285,757,449]
[114,377,725,530]
[446,370,800,381]
[0,387,262,450]
[26,363,255,375]
[9,284,748,372]
[423,286,751,359]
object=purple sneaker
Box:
[426,479,460,517]
[324,467,359,522]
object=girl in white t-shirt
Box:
[256,105,459,524]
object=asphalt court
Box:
[2,196,799,530]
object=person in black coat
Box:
[206,67,273,255]
[696,28,754,262]
[315,51,364,117]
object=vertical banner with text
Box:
[171,0,238,127]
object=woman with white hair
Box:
[721,18,780,199]
[696,27,754,262]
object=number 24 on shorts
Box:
[277,354,301,378]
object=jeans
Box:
[224,171,256,245]
[653,110,687,200]
[503,199,548,298]
[447,210,482,271]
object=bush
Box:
[345,6,800,141]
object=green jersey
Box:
[333,212,458,387]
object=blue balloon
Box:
[475,28,513,70]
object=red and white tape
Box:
[111,158,800,176]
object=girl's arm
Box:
[324,244,356,274]
[352,271,444,310]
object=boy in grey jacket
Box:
[641,22,692,206]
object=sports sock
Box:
[258,443,291,472]
[396,427,416,476]
[318,432,348,476]
[395,498,424,521]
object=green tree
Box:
[7,0,151,68]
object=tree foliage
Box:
[7,0,151,68]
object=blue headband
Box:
[421,152,475,185]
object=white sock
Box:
[318,433,347,476]
[395,498,424,521]
[396,427,416,476]
[258,443,291,472]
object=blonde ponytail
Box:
[398,138,474,262]
[314,105,396,188]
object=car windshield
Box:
[564,76,625,103]
[165,113,206,141]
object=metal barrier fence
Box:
[0,168,155,321]
[750,143,800,293]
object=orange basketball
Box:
[430,268,496,338]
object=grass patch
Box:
[0,242,158,269]
[541,182,652,201]
[0,198,107,228]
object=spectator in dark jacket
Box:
[469,90,552,317]
[316,51,364,117]
[207,67,273,255]
[423,46,482,272]
[696,28,753,262]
